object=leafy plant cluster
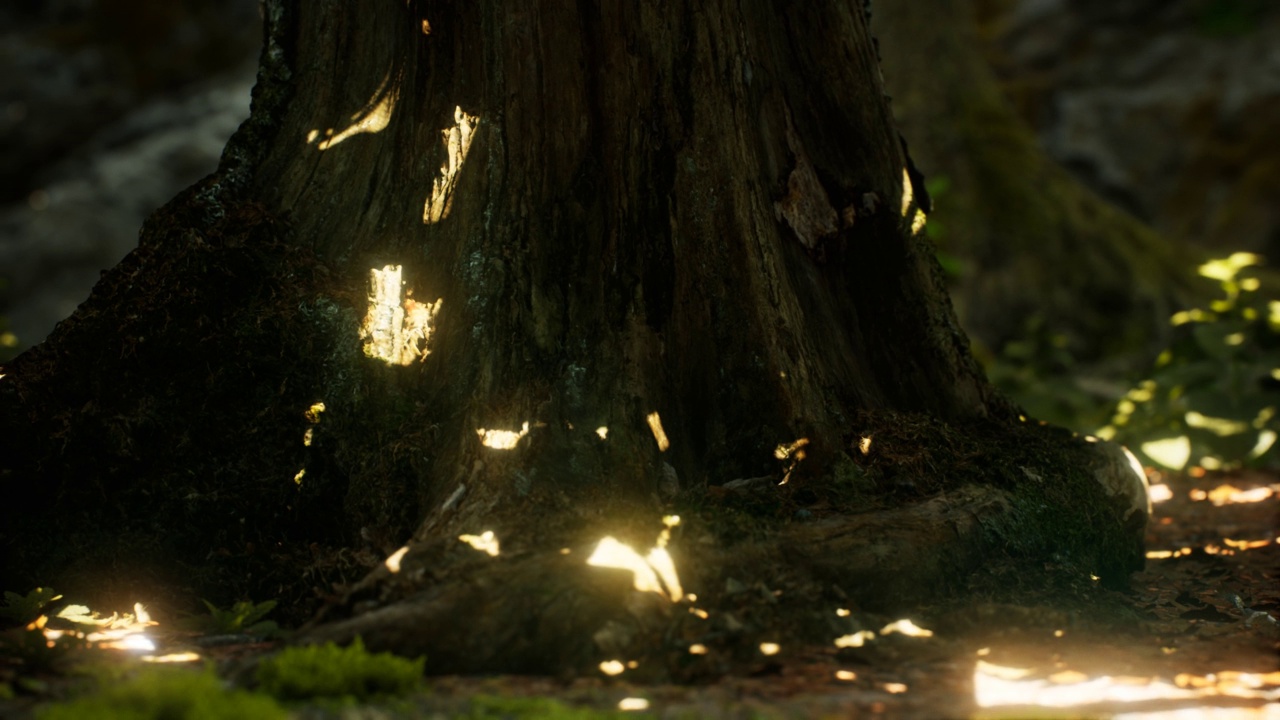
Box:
[1098,253,1279,470]
[254,636,423,701]
[182,598,279,637]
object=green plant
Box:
[461,695,626,719]
[35,667,287,720]
[0,588,62,625]
[185,599,279,637]
[985,315,1114,431]
[255,636,423,701]
[1098,253,1279,469]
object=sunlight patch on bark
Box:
[587,530,684,603]
[645,412,670,452]
[423,106,479,224]
[384,545,410,573]
[360,265,442,365]
[476,422,529,450]
[458,530,500,556]
[307,72,398,150]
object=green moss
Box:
[461,695,627,719]
[255,636,424,701]
[36,667,287,720]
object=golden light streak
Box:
[884,682,908,694]
[599,660,626,676]
[646,412,670,452]
[618,698,650,711]
[759,642,781,656]
[310,73,398,150]
[458,530,500,556]
[477,421,530,450]
[836,670,857,681]
[360,265,442,365]
[834,631,876,648]
[836,608,852,617]
[690,607,709,619]
[423,106,479,223]
[774,437,810,460]
[141,652,201,663]
[900,167,914,217]
[1224,537,1275,550]
[385,545,410,573]
[689,644,708,655]
[1191,484,1277,505]
[974,661,1280,709]
[880,619,933,637]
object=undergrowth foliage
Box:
[1099,253,1279,470]
[255,637,424,701]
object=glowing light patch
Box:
[305,402,326,422]
[646,412,670,452]
[1193,484,1277,505]
[1054,629,1065,638]
[41,602,159,652]
[911,208,927,235]
[293,468,306,485]
[690,607,709,619]
[974,661,1280,709]
[884,682,908,694]
[477,421,530,450]
[303,428,314,446]
[423,106,479,223]
[880,619,933,637]
[859,437,872,455]
[385,545,410,573]
[115,634,156,652]
[689,644,708,655]
[459,531,500,556]
[834,631,876,648]
[360,265,442,365]
[618,698,649,711]
[1224,537,1275,550]
[587,537,683,601]
[836,670,857,681]
[1148,483,1173,503]
[1141,436,1190,470]
[596,426,609,440]
[774,437,810,460]
[900,167,914,217]
[599,660,625,676]
[310,73,398,150]
[142,652,201,663]
[836,608,851,617]
[759,642,780,656]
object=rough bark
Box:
[0,0,1147,675]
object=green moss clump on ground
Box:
[255,636,424,701]
[36,667,287,720]
[461,695,626,719]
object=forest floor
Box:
[1,468,1277,719]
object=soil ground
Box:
[2,468,1276,719]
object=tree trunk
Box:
[0,0,1148,676]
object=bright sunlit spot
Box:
[900,167,914,217]
[974,661,1280,711]
[689,643,708,655]
[308,72,398,150]
[1191,484,1278,505]
[759,642,781,656]
[859,436,872,455]
[141,652,202,663]
[477,421,530,450]
[384,545,410,573]
[599,659,626,676]
[834,631,876,648]
[595,426,609,440]
[38,602,159,653]
[881,619,934,637]
[1148,483,1173,503]
[646,412,670,452]
[836,669,858,681]
[586,520,684,602]
[618,697,650,711]
[884,682,908,694]
[458,530,500,556]
[360,265,442,365]
[423,106,479,223]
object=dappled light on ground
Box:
[307,72,398,151]
[1191,483,1278,505]
[384,545,410,573]
[25,600,201,666]
[974,660,1280,711]
[360,265,442,365]
[423,106,479,223]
